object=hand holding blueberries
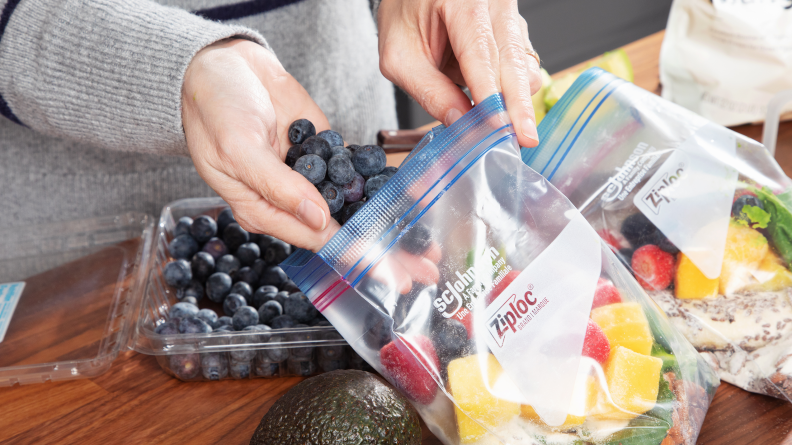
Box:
[182,39,339,253]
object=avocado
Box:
[249,370,422,445]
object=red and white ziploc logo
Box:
[486,284,547,348]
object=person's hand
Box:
[182,39,340,252]
[378,0,542,148]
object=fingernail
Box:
[297,199,327,231]
[445,108,463,126]
[522,117,539,144]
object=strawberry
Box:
[592,278,622,309]
[380,335,439,405]
[597,229,629,250]
[485,270,521,306]
[631,244,675,290]
[582,319,610,364]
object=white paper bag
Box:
[660,0,792,126]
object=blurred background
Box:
[394,0,674,129]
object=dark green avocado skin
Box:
[250,370,422,445]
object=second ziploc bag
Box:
[283,95,717,445]
[521,67,792,402]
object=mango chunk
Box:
[520,375,597,430]
[448,354,520,443]
[675,253,719,299]
[590,302,653,356]
[745,251,792,292]
[592,346,663,420]
[720,222,768,294]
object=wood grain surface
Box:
[3,30,792,445]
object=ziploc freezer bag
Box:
[283,94,716,445]
[521,67,792,402]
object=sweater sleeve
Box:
[0,0,269,155]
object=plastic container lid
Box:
[0,213,154,386]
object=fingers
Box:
[491,7,541,147]
[394,250,440,286]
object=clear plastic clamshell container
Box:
[131,198,360,381]
[0,213,154,386]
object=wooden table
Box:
[3,31,792,445]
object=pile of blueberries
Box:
[286,119,397,224]
[156,208,356,380]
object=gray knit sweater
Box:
[0,0,396,227]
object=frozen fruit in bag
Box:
[448,354,519,443]
[745,251,792,292]
[380,335,439,405]
[675,253,719,299]
[520,375,598,430]
[719,222,768,295]
[582,319,611,364]
[592,278,622,309]
[590,302,653,356]
[593,346,662,420]
[631,244,675,290]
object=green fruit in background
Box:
[532,68,553,124]
[249,370,422,445]
[544,48,634,112]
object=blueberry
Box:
[213,325,234,333]
[168,234,199,260]
[231,327,262,361]
[215,254,241,278]
[293,154,327,185]
[252,258,268,278]
[620,213,661,249]
[201,237,228,260]
[170,353,200,380]
[206,272,233,303]
[282,280,301,293]
[214,316,233,329]
[176,280,204,302]
[201,353,228,380]
[260,266,288,289]
[249,233,262,244]
[230,281,253,305]
[287,358,317,376]
[433,318,468,360]
[338,201,364,225]
[264,240,291,265]
[191,252,215,282]
[179,316,212,334]
[319,358,348,373]
[351,145,386,176]
[285,144,303,168]
[222,223,249,252]
[364,174,389,200]
[400,223,432,255]
[341,173,365,203]
[259,300,283,324]
[216,208,236,235]
[229,360,252,379]
[256,235,275,253]
[347,144,360,152]
[255,360,281,377]
[174,216,193,237]
[327,155,356,186]
[223,293,247,316]
[288,324,316,358]
[196,308,218,326]
[317,181,344,214]
[253,286,278,308]
[154,320,179,335]
[330,146,352,159]
[236,242,260,266]
[363,312,393,349]
[288,118,316,144]
[164,260,192,288]
[181,296,198,305]
[274,291,290,307]
[235,267,259,286]
[317,129,344,147]
[380,166,398,178]
[284,292,318,323]
[318,331,344,360]
[733,195,764,224]
[190,215,217,244]
[270,314,296,329]
[232,306,260,330]
[657,236,679,255]
[301,135,331,161]
[264,334,290,362]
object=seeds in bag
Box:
[521,67,792,401]
[283,94,717,445]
